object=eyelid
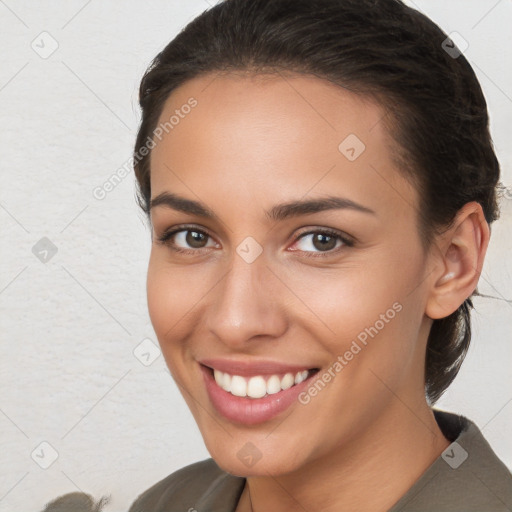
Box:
[294,226,354,244]
[156,223,354,256]
[289,227,354,257]
[156,224,216,250]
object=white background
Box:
[0,1,510,511]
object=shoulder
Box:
[390,409,512,511]
[128,458,245,512]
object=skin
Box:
[146,72,490,512]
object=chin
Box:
[208,444,302,478]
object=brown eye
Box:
[157,226,217,253]
[185,230,209,248]
[292,228,354,258]
[292,229,347,254]
[311,233,338,251]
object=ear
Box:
[425,201,490,320]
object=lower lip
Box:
[200,364,318,425]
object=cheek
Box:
[146,253,202,346]
[281,258,409,343]
[282,255,420,385]
[320,265,425,401]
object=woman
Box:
[128,0,512,510]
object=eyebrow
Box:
[149,192,376,222]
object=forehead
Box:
[149,72,418,223]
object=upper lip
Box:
[199,358,319,377]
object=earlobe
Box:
[425,202,490,320]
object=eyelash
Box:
[156,224,354,258]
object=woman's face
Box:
[147,72,437,476]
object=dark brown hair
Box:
[133,0,501,403]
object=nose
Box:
[204,251,288,348]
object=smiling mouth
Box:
[203,364,320,399]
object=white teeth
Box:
[266,375,282,395]
[212,368,311,399]
[214,369,223,387]
[230,375,247,397]
[221,371,231,392]
[247,376,267,399]
[281,373,295,390]
[295,370,308,385]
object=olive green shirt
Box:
[128,409,512,511]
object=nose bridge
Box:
[206,249,286,345]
